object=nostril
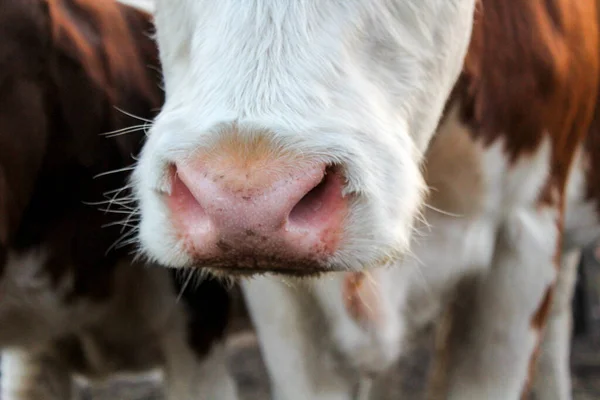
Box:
[288,166,341,226]
[168,167,208,221]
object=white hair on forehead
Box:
[151,0,473,137]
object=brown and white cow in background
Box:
[127,0,600,399]
[0,0,238,399]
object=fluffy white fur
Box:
[132,0,477,271]
[115,0,154,13]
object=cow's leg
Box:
[435,207,559,400]
[241,277,355,400]
[1,348,74,400]
[532,249,580,400]
[161,336,238,400]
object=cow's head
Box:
[133,0,477,276]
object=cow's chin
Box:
[177,254,401,279]
[197,251,411,280]
[139,230,411,279]
[195,260,332,279]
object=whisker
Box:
[423,203,463,218]
[114,236,140,250]
[102,218,140,229]
[101,124,147,137]
[103,184,133,196]
[94,166,136,179]
[97,208,136,215]
[83,198,136,207]
[120,209,141,234]
[107,202,137,211]
[113,106,154,123]
[176,269,196,303]
[113,204,137,212]
[105,128,148,138]
[103,185,136,215]
[131,247,146,263]
[105,229,138,255]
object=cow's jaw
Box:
[132,0,477,276]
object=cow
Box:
[241,1,600,399]
[129,0,599,399]
[0,0,238,399]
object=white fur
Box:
[441,206,558,399]
[133,0,477,272]
[116,0,155,13]
[533,249,581,400]
[242,277,356,400]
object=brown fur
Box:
[0,0,234,395]
[342,272,385,328]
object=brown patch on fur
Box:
[451,0,599,205]
[521,286,555,399]
[0,0,162,294]
[522,213,563,397]
[343,273,368,324]
[0,0,50,273]
[531,286,555,332]
[342,271,387,328]
[46,0,158,108]
[424,104,485,218]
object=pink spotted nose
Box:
[166,155,348,274]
